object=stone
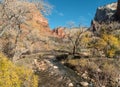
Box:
[118,81,120,86]
[97,68,102,72]
[68,83,74,87]
[81,73,88,79]
[101,86,105,87]
[89,82,94,87]
[91,79,95,82]
[80,82,89,87]
[117,74,120,86]
[53,66,58,69]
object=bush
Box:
[0,53,38,87]
[66,59,119,87]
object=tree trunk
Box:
[73,45,76,56]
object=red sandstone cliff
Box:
[20,2,52,36]
[0,1,55,58]
[52,27,66,38]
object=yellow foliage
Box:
[67,59,98,71]
[91,33,120,57]
[95,38,107,50]
[102,34,119,47]
[0,53,38,87]
[102,34,119,57]
[81,36,91,45]
[107,49,116,58]
[79,31,92,48]
[79,59,88,67]
[67,59,89,67]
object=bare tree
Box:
[66,21,75,29]
[32,0,53,15]
[0,0,52,61]
[67,28,88,56]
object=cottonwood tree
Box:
[66,21,75,29]
[0,0,52,61]
[89,27,120,58]
[32,0,53,15]
[66,27,91,56]
[0,0,29,61]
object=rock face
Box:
[90,2,120,33]
[94,3,117,22]
[0,1,56,60]
[116,0,120,20]
[0,1,51,33]
[52,27,88,38]
[25,2,51,32]
[18,1,52,35]
[52,27,66,38]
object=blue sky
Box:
[46,0,117,29]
